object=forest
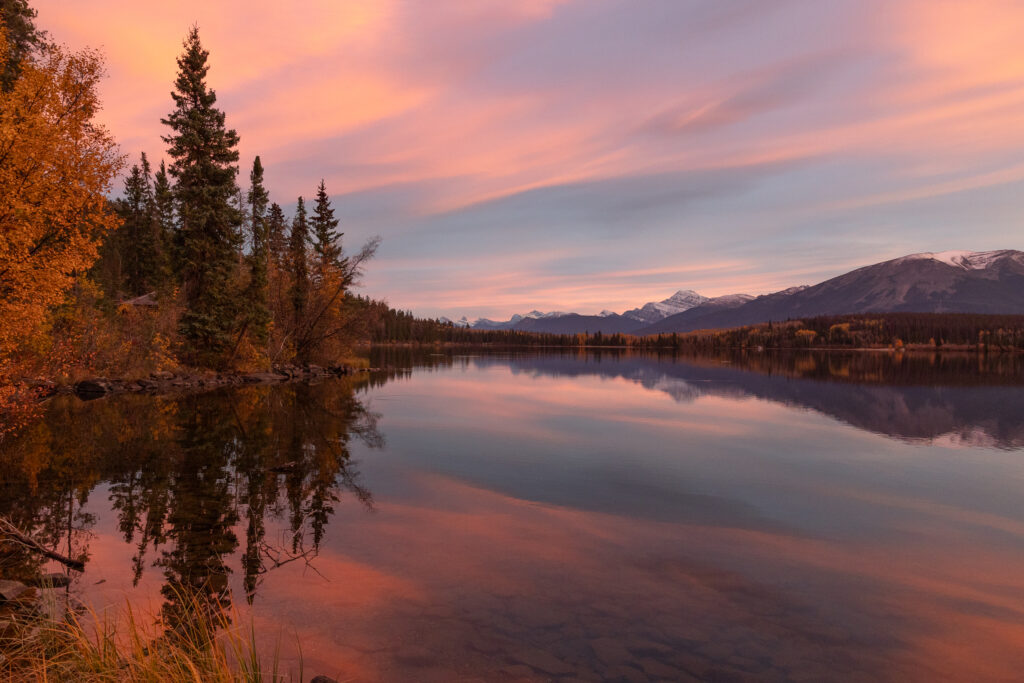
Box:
[370,310,1024,352]
[0,8,383,432]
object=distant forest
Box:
[370,310,1024,352]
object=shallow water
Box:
[3,350,1024,681]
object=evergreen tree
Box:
[289,197,310,361]
[1,0,48,91]
[310,179,342,276]
[266,203,288,268]
[243,156,271,346]
[115,153,162,295]
[161,27,242,362]
[153,159,176,278]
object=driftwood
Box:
[0,516,85,572]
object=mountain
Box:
[622,290,709,324]
[471,309,570,330]
[438,316,472,327]
[640,249,1024,334]
[467,290,739,333]
[459,249,1024,336]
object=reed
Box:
[0,590,301,682]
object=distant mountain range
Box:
[447,249,1024,335]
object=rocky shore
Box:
[22,363,373,402]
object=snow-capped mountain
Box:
[623,290,709,324]
[457,249,1024,336]
[640,249,1024,334]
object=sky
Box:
[34,0,1024,320]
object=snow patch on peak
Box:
[524,310,568,319]
[900,250,1011,270]
[623,289,710,323]
[598,309,616,317]
[709,293,754,306]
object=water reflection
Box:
[2,351,1024,681]
[0,379,381,630]
[374,348,1024,448]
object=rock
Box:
[0,580,30,602]
[310,677,339,683]
[151,370,174,380]
[74,379,112,397]
[244,372,288,383]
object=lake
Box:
[3,349,1024,682]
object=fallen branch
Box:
[0,516,85,572]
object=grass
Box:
[0,590,302,682]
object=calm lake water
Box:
[3,350,1024,682]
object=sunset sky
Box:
[35,0,1024,320]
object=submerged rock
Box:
[0,580,30,602]
[74,379,112,397]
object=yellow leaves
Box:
[0,40,123,358]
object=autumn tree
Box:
[0,37,121,357]
[0,28,121,433]
[161,26,242,363]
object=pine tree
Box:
[153,159,176,279]
[115,153,162,295]
[243,156,271,346]
[161,26,242,362]
[310,179,342,277]
[266,203,288,268]
[0,0,48,91]
[289,196,310,361]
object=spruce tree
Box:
[161,27,242,362]
[153,159,176,277]
[243,156,271,346]
[266,203,288,268]
[310,179,342,276]
[0,0,48,91]
[289,196,310,361]
[115,153,161,295]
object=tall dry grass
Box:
[0,591,301,682]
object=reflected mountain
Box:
[513,352,1024,448]
[372,348,1024,449]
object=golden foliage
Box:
[0,36,122,356]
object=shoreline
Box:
[21,362,373,402]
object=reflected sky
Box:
[5,352,1024,681]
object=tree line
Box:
[369,310,1024,352]
[92,27,379,368]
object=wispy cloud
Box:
[35,0,1024,318]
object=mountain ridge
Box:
[453,249,1024,335]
